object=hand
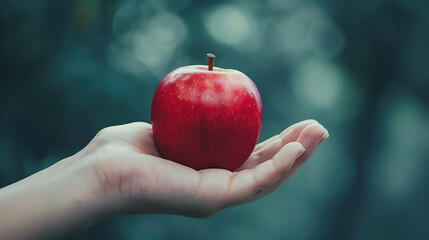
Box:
[77,119,328,218]
[0,120,328,240]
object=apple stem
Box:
[207,53,215,71]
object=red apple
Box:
[151,54,263,171]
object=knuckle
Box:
[250,153,262,166]
[97,126,116,137]
[280,135,289,145]
[92,127,120,147]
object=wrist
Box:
[0,155,107,239]
[24,156,107,237]
[51,155,110,224]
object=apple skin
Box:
[151,65,263,171]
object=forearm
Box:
[0,157,104,240]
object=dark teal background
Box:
[1,0,429,239]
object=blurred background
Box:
[1,0,429,239]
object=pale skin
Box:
[0,119,328,240]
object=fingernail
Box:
[319,130,329,144]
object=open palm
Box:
[85,120,328,218]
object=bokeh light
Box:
[133,12,187,68]
[204,5,257,48]
[309,20,346,59]
[292,58,344,109]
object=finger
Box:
[223,142,305,208]
[253,119,318,152]
[288,123,328,176]
[238,119,317,171]
[252,135,278,152]
[248,123,328,201]
[254,120,318,163]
